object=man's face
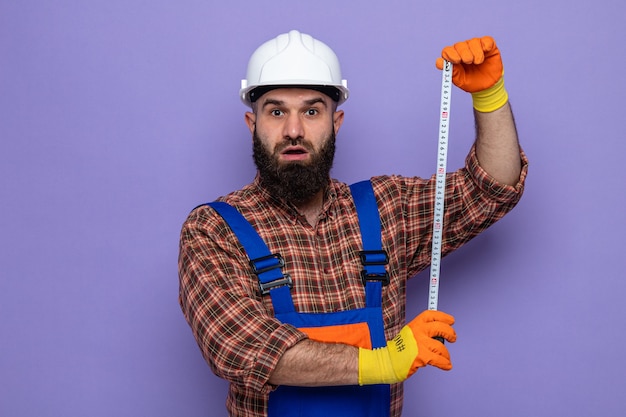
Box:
[245,88,344,203]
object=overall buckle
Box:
[359,250,390,286]
[250,254,293,295]
[258,274,293,295]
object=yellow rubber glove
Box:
[436,36,508,112]
[358,310,456,385]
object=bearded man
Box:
[178,30,527,417]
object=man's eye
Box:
[271,109,283,116]
[306,109,318,116]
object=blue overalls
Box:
[208,180,391,417]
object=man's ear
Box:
[244,111,256,135]
[333,109,344,135]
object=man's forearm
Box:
[474,102,522,186]
[268,339,359,387]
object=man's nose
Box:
[282,113,305,140]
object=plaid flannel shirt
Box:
[179,145,528,417]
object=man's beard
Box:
[253,129,336,204]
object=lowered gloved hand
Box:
[358,310,456,385]
[436,36,508,112]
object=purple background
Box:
[2,1,625,416]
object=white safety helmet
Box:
[240,30,349,107]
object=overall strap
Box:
[349,180,389,310]
[207,202,296,314]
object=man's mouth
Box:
[280,146,309,161]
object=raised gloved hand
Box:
[436,36,508,112]
[358,310,456,385]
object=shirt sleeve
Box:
[436,144,528,266]
[178,206,308,393]
[374,144,528,278]
[465,144,528,202]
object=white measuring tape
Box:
[428,60,452,312]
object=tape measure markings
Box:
[428,60,452,311]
